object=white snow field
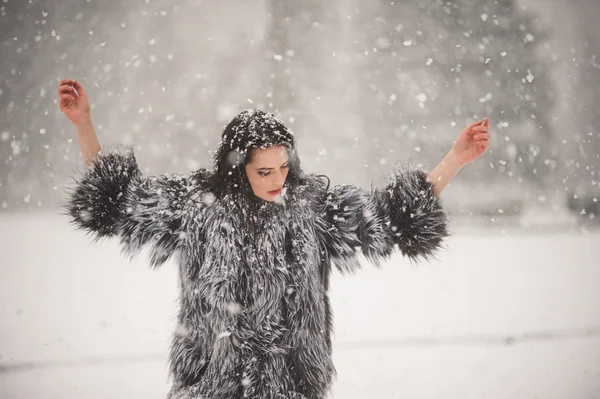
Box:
[0,212,599,399]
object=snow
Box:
[1,0,599,395]
[0,213,599,398]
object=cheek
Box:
[248,174,268,192]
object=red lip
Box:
[268,188,282,195]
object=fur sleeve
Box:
[65,147,207,268]
[318,162,450,274]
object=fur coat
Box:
[66,148,450,399]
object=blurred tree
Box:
[266,0,369,185]
[0,0,268,210]
[355,0,557,211]
[564,0,600,223]
[0,0,120,210]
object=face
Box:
[245,145,289,202]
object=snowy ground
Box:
[1,212,599,399]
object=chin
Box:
[259,187,286,203]
[264,195,280,203]
[252,193,276,202]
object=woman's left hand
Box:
[452,117,491,166]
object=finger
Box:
[59,79,78,89]
[58,82,76,94]
[473,126,489,133]
[60,93,75,102]
[60,94,76,105]
[484,117,490,127]
[59,85,76,95]
[70,80,85,96]
[466,120,483,130]
[58,79,83,95]
[474,133,490,140]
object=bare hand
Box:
[452,117,491,166]
[58,79,90,124]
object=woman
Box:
[59,79,490,399]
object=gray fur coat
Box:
[66,148,450,399]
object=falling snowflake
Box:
[526,71,534,83]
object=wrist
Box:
[71,112,92,129]
[448,148,466,168]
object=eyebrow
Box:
[255,161,289,171]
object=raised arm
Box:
[58,79,101,167]
[318,117,491,274]
[427,118,491,196]
[59,79,208,268]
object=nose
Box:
[272,170,285,187]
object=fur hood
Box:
[65,147,450,399]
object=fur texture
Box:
[65,149,450,399]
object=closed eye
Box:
[256,162,289,177]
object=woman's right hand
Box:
[58,79,90,124]
[59,79,101,167]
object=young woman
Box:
[59,79,490,399]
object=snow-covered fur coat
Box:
[66,148,450,399]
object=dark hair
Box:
[209,109,303,199]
